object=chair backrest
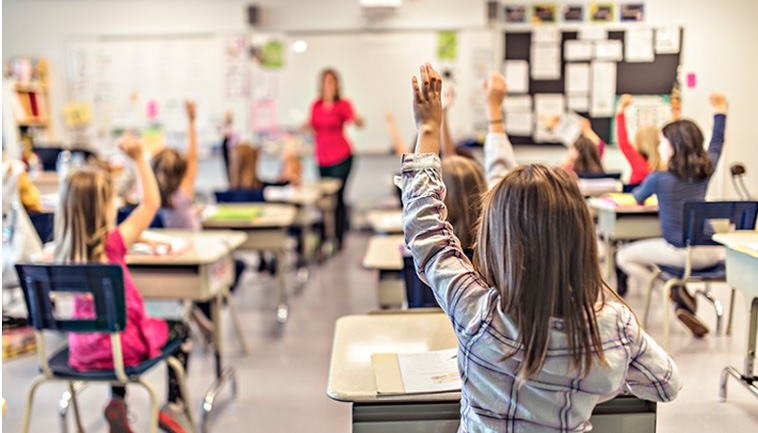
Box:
[215,189,265,203]
[683,201,758,247]
[14,264,127,333]
[402,256,440,309]
[28,211,55,243]
[116,205,164,228]
[577,172,622,180]
[622,183,641,193]
[34,147,96,171]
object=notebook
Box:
[207,206,263,222]
[371,348,461,395]
[600,193,658,208]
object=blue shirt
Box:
[633,114,726,248]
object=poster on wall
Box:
[620,3,645,22]
[589,3,615,23]
[612,94,671,143]
[437,31,458,61]
[562,4,584,23]
[532,4,558,24]
[261,40,284,69]
[224,37,250,98]
[504,4,528,23]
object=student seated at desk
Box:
[56,134,192,433]
[617,93,729,337]
[615,95,664,186]
[559,117,606,177]
[152,101,245,337]
[401,63,680,432]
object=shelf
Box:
[14,83,48,93]
[17,118,50,127]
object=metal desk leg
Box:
[275,247,289,323]
[201,293,238,433]
[720,297,758,401]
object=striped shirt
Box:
[401,153,681,432]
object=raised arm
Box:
[707,93,728,170]
[118,134,160,247]
[580,117,605,157]
[179,101,198,199]
[483,72,517,188]
[616,95,648,169]
[404,63,490,336]
[386,112,409,156]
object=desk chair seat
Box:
[46,338,183,381]
[658,262,726,280]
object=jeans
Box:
[319,155,353,248]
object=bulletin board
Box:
[503,28,683,145]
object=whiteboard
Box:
[274,31,494,155]
[66,34,250,154]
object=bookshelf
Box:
[5,57,53,163]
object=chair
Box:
[622,183,641,193]
[402,256,440,309]
[116,205,164,228]
[643,201,758,348]
[214,189,265,203]
[577,172,622,180]
[15,263,195,433]
[28,211,55,244]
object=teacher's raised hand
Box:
[412,63,443,155]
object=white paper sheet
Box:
[504,95,533,136]
[567,95,590,112]
[503,60,529,94]
[579,26,608,41]
[534,93,565,142]
[564,40,593,61]
[531,45,561,80]
[625,28,655,63]
[504,95,533,111]
[594,40,623,61]
[533,27,561,45]
[565,63,590,94]
[396,348,461,394]
[655,26,681,54]
[590,62,617,117]
[554,112,584,147]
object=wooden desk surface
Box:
[362,235,405,271]
[327,313,458,403]
[126,229,247,266]
[366,210,403,234]
[713,231,758,258]
[201,203,297,229]
[264,185,321,205]
[587,198,659,214]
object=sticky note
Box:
[686,73,697,88]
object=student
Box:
[220,111,240,181]
[560,118,605,176]
[58,134,192,433]
[616,94,663,185]
[401,63,680,431]
[229,143,302,190]
[616,93,728,337]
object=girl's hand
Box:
[118,133,144,161]
[579,117,592,133]
[412,63,443,131]
[709,92,727,114]
[185,100,197,122]
[484,72,507,111]
[618,94,633,113]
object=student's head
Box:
[474,164,614,381]
[320,68,341,102]
[151,148,187,208]
[54,167,115,263]
[634,126,663,172]
[229,144,261,190]
[569,137,604,174]
[441,156,486,250]
[660,119,712,181]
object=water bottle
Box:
[56,150,72,185]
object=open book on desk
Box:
[129,231,190,257]
[371,348,461,395]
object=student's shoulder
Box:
[597,301,637,335]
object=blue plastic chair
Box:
[214,189,265,203]
[577,172,622,180]
[116,205,164,228]
[622,183,641,193]
[27,211,55,243]
[643,201,758,348]
[15,264,195,433]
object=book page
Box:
[397,348,461,394]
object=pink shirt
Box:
[310,99,355,167]
[69,229,169,370]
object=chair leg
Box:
[135,379,160,433]
[661,279,678,351]
[642,270,661,328]
[21,376,48,433]
[695,283,724,335]
[68,382,85,433]
[166,356,198,432]
[726,288,736,337]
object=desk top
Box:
[712,231,758,258]
[126,229,247,266]
[362,235,405,270]
[587,198,659,214]
[366,210,403,234]
[264,185,321,205]
[29,171,59,185]
[327,313,458,403]
[202,203,297,229]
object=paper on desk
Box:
[565,40,593,61]
[503,60,529,94]
[567,95,590,112]
[396,348,461,394]
[579,26,608,41]
[531,45,561,80]
[130,231,190,256]
[565,63,590,94]
[532,27,561,45]
[534,94,565,142]
[590,62,616,117]
[625,28,655,63]
[655,26,681,54]
[594,40,623,61]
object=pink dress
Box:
[69,230,169,370]
[309,98,356,167]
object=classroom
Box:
[2,0,757,432]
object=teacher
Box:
[306,68,364,251]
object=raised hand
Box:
[412,63,443,155]
[185,100,197,122]
[709,92,727,114]
[484,71,507,111]
[618,94,633,113]
[118,132,144,161]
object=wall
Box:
[3,0,757,203]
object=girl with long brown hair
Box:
[402,63,679,432]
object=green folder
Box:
[208,206,263,221]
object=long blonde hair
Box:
[634,126,663,172]
[474,164,623,381]
[229,144,262,189]
[54,168,114,263]
[441,156,486,251]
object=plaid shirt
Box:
[401,153,681,433]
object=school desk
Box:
[327,313,657,433]
[366,209,403,234]
[713,231,758,400]
[201,203,297,323]
[588,198,661,280]
[316,178,342,255]
[362,235,406,308]
[28,171,58,195]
